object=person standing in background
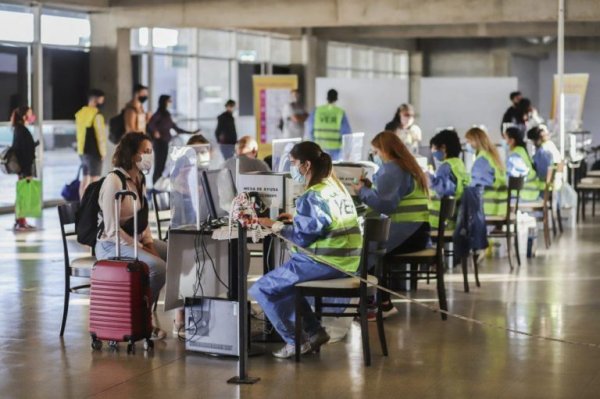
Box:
[308,89,352,161]
[281,89,308,139]
[500,91,523,132]
[385,103,422,154]
[124,84,150,134]
[215,99,237,160]
[11,106,37,231]
[75,89,106,198]
[223,135,270,183]
[148,95,198,184]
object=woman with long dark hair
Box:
[251,141,362,359]
[147,94,198,184]
[11,106,37,230]
[352,131,430,318]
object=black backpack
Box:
[0,146,21,175]
[76,170,126,247]
[108,110,126,144]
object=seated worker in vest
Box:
[95,133,167,340]
[428,129,471,229]
[505,127,542,201]
[351,131,430,319]
[307,89,352,161]
[527,125,561,183]
[251,141,362,359]
[465,127,507,217]
[222,135,270,183]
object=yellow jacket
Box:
[75,106,106,157]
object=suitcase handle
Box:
[114,190,139,259]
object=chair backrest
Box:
[152,191,171,240]
[57,202,79,269]
[435,196,456,258]
[358,215,391,281]
[506,176,525,222]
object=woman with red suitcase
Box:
[95,133,167,340]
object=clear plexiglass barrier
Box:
[272,138,301,173]
[341,132,365,162]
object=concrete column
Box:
[302,31,327,111]
[409,51,423,118]
[90,13,132,118]
[90,13,132,173]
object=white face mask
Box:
[136,153,153,173]
[197,152,210,167]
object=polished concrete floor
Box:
[2,208,600,399]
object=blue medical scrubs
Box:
[533,147,554,181]
[506,152,531,178]
[429,162,458,197]
[358,161,426,253]
[469,156,495,188]
[249,189,348,345]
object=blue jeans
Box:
[95,239,167,304]
[249,255,347,345]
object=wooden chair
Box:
[294,216,391,366]
[152,191,171,241]
[485,176,524,269]
[58,203,96,337]
[383,196,457,321]
[520,165,559,249]
[576,177,600,222]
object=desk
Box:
[164,229,234,311]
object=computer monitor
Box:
[201,169,238,220]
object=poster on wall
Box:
[253,75,298,154]
[551,73,589,131]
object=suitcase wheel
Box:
[91,339,103,351]
[127,341,135,355]
[108,341,119,351]
[144,339,154,351]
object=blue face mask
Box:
[372,155,383,166]
[432,151,444,162]
[465,143,475,153]
[290,164,306,185]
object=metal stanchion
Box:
[227,225,260,385]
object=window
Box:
[198,29,232,58]
[0,5,33,43]
[198,58,230,119]
[152,54,198,127]
[41,10,90,47]
[236,32,266,62]
[270,37,291,65]
[326,41,409,79]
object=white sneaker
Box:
[272,342,311,359]
[150,327,166,341]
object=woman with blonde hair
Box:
[352,131,430,319]
[465,127,507,216]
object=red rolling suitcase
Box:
[89,190,154,353]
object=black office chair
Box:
[485,176,524,270]
[152,191,171,241]
[383,196,456,321]
[58,203,96,337]
[294,216,391,366]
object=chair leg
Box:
[557,206,564,233]
[436,262,448,321]
[375,289,388,356]
[577,191,581,223]
[593,191,597,217]
[295,289,303,363]
[550,203,557,237]
[60,282,70,337]
[543,206,551,249]
[513,226,521,267]
[314,297,322,353]
[359,294,371,366]
[461,256,469,293]
[506,233,514,270]
[410,264,418,291]
[472,253,481,288]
